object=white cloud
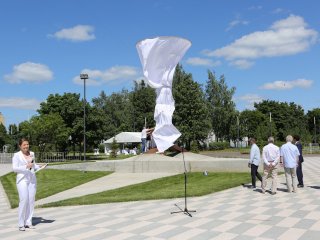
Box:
[203,15,318,68]
[51,25,95,42]
[248,6,262,11]
[230,59,254,69]
[260,79,313,90]
[226,19,249,31]
[0,97,41,110]
[4,62,53,84]
[237,94,264,109]
[272,8,284,14]
[186,57,221,67]
[73,66,140,86]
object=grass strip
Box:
[0,169,111,208]
[42,172,251,207]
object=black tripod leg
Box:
[170,147,196,217]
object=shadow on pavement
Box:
[32,217,55,226]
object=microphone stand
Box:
[171,144,196,217]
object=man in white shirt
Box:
[248,138,262,189]
[261,137,280,195]
[280,135,300,193]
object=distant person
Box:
[280,135,300,193]
[261,137,280,195]
[146,127,155,150]
[12,138,47,231]
[141,127,147,153]
[293,135,304,188]
[248,138,262,189]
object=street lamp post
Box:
[314,116,316,143]
[237,116,240,148]
[269,112,272,137]
[80,73,89,161]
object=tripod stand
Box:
[171,146,196,217]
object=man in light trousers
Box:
[280,135,300,193]
[261,137,280,195]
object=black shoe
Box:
[25,225,35,229]
[271,192,277,195]
[297,184,304,188]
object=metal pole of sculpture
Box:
[136,36,191,153]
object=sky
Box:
[0,0,319,128]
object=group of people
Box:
[248,135,304,195]
[140,126,155,153]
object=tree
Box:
[205,71,236,141]
[110,138,119,158]
[0,123,7,150]
[19,113,69,152]
[254,100,309,141]
[173,65,211,149]
[92,89,137,140]
[306,108,320,143]
[38,93,90,150]
[129,80,156,131]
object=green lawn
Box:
[42,172,251,208]
[0,169,111,208]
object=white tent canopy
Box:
[104,132,141,144]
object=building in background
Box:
[0,112,4,126]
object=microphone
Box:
[29,159,34,170]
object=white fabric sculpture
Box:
[136,36,191,153]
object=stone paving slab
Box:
[0,157,319,239]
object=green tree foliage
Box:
[205,71,236,141]
[38,93,93,150]
[93,89,135,139]
[110,138,119,158]
[0,124,7,150]
[129,80,156,131]
[19,113,69,152]
[254,100,309,141]
[173,65,211,149]
[306,108,320,143]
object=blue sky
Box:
[0,0,319,128]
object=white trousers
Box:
[17,179,36,227]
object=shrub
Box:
[190,141,199,153]
[110,138,119,158]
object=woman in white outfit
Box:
[12,138,45,231]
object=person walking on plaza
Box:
[12,138,47,231]
[248,138,262,189]
[293,135,304,188]
[261,137,280,195]
[280,135,300,193]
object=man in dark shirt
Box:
[293,135,304,188]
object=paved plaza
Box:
[1,156,320,239]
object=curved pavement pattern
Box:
[0,157,319,239]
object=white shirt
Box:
[12,151,40,183]
[280,142,300,168]
[141,128,147,139]
[262,143,280,166]
[249,143,260,166]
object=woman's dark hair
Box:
[293,135,300,141]
[18,138,29,146]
